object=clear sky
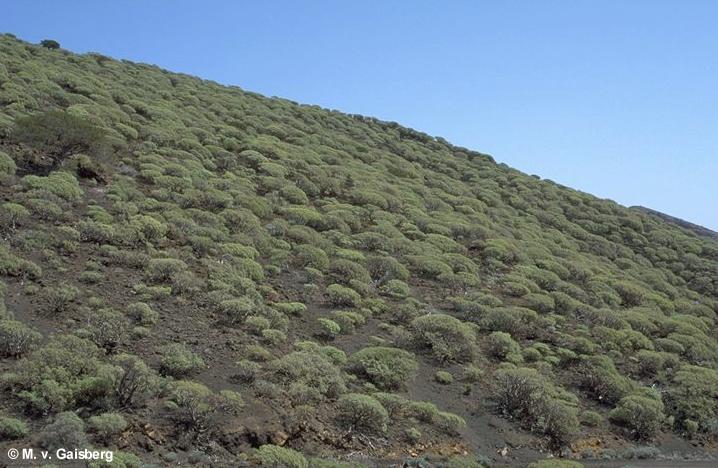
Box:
[5,1,718,230]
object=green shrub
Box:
[332,310,366,334]
[437,411,466,434]
[126,302,159,326]
[405,426,422,444]
[380,279,410,298]
[579,355,635,405]
[40,285,79,314]
[255,444,308,468]
[365,255,409,285]
[129,214,167,243]
[268,351,346,398]
[326,284,361,307]
[528,461,584,468]
[462,364,484,383]
[0,203,29,230]
[218,297,255,325]
[521,292,555,314]
[0,151,16,177]
[0,246,42,279]
[9,335,108,414]
[580,410,603,427]
[329,259,371,284]
[609,389,665,440]
[38,411,86,450]
[407,400,440,422]
[146,258,188,283]
[262,328,287,346]
[635,350,665,377]
[522,347,542,362]
[159,343,205,377]
[317,318,341,339]
[666,365,718,432]
[13,110,106,170]
[246,316,272,335]
[165,380,214,431]
[347,346,418,390]
[0,416,28,440]
[86,308,129,351]
[435,370,454,385]
[407,255,453,279]
[88,412,128,442]
[336,393,389,433]
[79,270,103,284]
[409,313,477,362]
[273,302,307,316]
[0,320,41,357]
[493,367,579,446]
[111,353,159,408]
[24,172,83,200]
[40,39,61,49]
[486,331,522,363]
[684,418,699,436]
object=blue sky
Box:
[5,1,718,230]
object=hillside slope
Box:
[0,34,717,467]
[632,206,718,242]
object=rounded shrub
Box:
[580,410,603,427]
[88,412,128,442]
[336,393,389,433]
[326,284,361,307]
[255,444,308,468]
[609,388,665,440]
[159,343,205,377]
[347,346,418,390]
[0,320,42,358]
[434,370,454,385]
[38,411,86,451]
[409,313,477,362]
[0,416,28,440]
[486,331,522,363]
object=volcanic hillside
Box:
[0,34,717,467]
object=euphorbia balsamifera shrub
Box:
[267,351,346,399]
[347,346,418,390]
[409,313,477,362]
[665,365,718,432]
[336,393,389,433]
[486,331,523,364]
[609,388,665,440]
[492,367,579,446]
[7,335,110,414]
[326,284,361,307]
[0,319,41,357]
[159,344,205,377]
[579,355,636,405]
[165,380,243,432]
[254,444,308,468]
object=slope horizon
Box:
[4,1,718,232]
[3,30,716,235]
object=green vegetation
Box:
[0,33,716,465]
[159,343,205,377]
[0,416,28,440]
[409,313,477,362]
[336,393,389,433]
[255,444,308,468]
[347,346,418,390]
[609,388,665,440]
